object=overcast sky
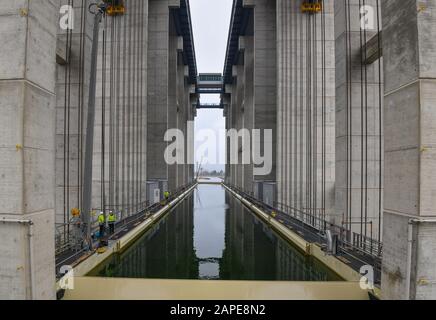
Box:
[190,0,233,171]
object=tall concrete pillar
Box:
[0,0,58,299]
[55,0,93,235]
[253,0,276,185]
[230,70,239,187]
[381,0,436,300]
[334,0,384,242]
[224,90,232,184]
[176,44,188,189]
[167,28,178,192]
[242,36,254,193]
[276,0,335,220]
[93,0,148,218]
[188,88,197,184]
[235,64,245,189]
[147,0,172,190]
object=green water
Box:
[89,184,341,281]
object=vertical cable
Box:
[65,0,74,238]
[358,0,364,240]
[115,13,120,214]
[102,16,107,214]
[139,0,145,211]
[299,5,304,215]
[109,12,114,212]
[376,0,382,243]
[77,0,85,210]
[321,0,326,225]
[127,1,132,217]
[293,0,298,212]
[283,0,288,209]
[346,0,353,235]
[136,0,141,213]
[363,0,369,243]
[313,6,318,227]
[122,0,127,219]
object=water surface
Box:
[89,184,341,281]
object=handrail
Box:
[55,182,197,258]
[224,183,383,260]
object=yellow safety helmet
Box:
[71,208,81,217]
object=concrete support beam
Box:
[177,36,184,52]
[168,0,181,9]
[56,39,69,66]
[0,0,58,299]
[381,0,436,300]
[364,31,383,65]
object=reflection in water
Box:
[90,185,341,281]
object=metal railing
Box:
[55,181,197,258]
[225,184,383,260]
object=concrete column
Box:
[0,0,58,299]
[236,64,245,189]
[167,29,178,192]
[334,0,384,240]
[175,49,187,189]
[242,36,254,193]
[147,0,171,186]
[55,0,93,232]
[94,0,148,217]
[253,0,276,184]
[381,0,436,300]
[188,89,197,183]
[228,71,236,186]
[223,91,232,184]
[276,0,335,219]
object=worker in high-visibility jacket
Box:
[164,191,170,201]
[70,208,83,250]
[108,211,116,234]
[98,211,106,238]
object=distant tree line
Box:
[199,170,225,177]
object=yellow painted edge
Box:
[311,245,361,282]
[56,184,198,291]
[64,277,370,300]
[223,184,362,282]
[116,185,196,252]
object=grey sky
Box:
[190,0,233,171]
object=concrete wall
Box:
[242,36,255,192]
[147,0,194,198]
[276,0,335,222]
[55,0,93,235]
[225,0,277,195]
[147,0,170,186]
[93,0,148,219]
[55,0,151,225]
[252,0,277,185]
[381,0,436,300]
[334,0,384,241]
[0,0,58,299]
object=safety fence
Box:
[224,183,382,282]
[55,181,197,270]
